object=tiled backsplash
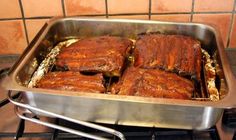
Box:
[0,0,236,54]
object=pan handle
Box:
[8,91,125,140]
[15,106,109,140]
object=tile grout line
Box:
[105,0,109,18]
[151,12,191,15]
[0,17,52,21]
[1,11,236,21]
[0,18,22,21]
[226,0,236,48]
[148,0,152,20]
[109,13,149,16]
[151,11,233,15]
[191,11,233,14]
[18,0,29,45]
[24,16,53,19]
[61,0,66,17]
[190,0,195,22]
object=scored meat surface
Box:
[134,34,202,80]
[56,36,133,76]
[36,71,105,93]
[111,67,194,99]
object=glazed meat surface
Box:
[134,34,202,80]
[56,36,133,76]
[111,67,194,99]
[36,71,105,93]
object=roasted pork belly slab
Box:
[56,36,133,76]
[111,67,194,99]
[36,71,105,93]
[134,34,202,80]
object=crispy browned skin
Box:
[134,34,202,80]
[56,36,133,76]
[111,67,194,99]
[36,71,105,93]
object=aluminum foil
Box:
[28,39,78,88]
[213,53,227,99]
[202,49,219,101]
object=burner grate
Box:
[0,67,20,107]
[222,109,236,128]
[0,117,221,140]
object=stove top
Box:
[7,118,222,140]
[0,49,236,140]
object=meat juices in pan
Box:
[56,36,133,76]
[36,71,105,93]
[111,67,194,100]
[134,34,202,81]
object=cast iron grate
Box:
[0,67,20,107]
[0,117,221,140]
[49,119,221,140]
[222,108,236,128]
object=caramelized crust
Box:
[134,34,201,80]
[111,67,194,99]
[36,71,105,93]
[56,36,133,76]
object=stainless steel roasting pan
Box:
[2,17,236,130]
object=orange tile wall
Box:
[0,0,235,54]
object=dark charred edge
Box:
[137,64,198,83]
[136,31,201,39]
[103,75,110,94]
[53,65,69,72]
[104,43,135,93]
[104,76,120,94]
[180,55,208,99]
[213,53,223,95]
[50,64,108,94]
[123,43,135,69]
[192,79,202,98]
[201,57,210,98]
[104,76,112,94]
[137,32,193,38]
[137,31,162,37]
[215,75,221,93]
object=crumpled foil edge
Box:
[202,49,219,101]
[28,39,78,88]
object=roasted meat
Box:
[36,71,105,93]
[56,36,133,76]
[134,34,202,80]
[111,67,194,99]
